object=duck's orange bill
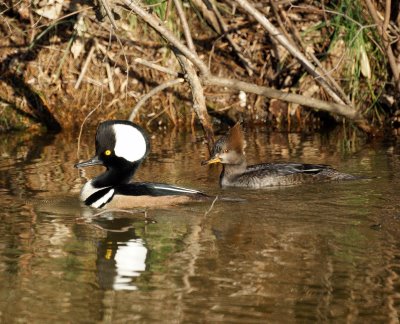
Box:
[201,157,221,166]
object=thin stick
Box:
[105,60,115,94]
[53,32,76,82]
[76,92,104,159]
[134,57,179,76]
[129,78,184,121]
[173,0,196,53]
[75,44,96,89]
[97,0,118,30]
[204,195,218,216]
[164,0,173,22]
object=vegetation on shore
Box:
[1,0,400,140]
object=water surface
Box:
[0,127,399,323]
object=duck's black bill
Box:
[74,156,103,168]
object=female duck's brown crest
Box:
[227,123,246,153]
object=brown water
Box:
[0,126,400,323]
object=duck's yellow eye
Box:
[104,149,112,156]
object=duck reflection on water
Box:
[88,216,148,291]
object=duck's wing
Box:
[115,182,208,197]
[246,162,332,176]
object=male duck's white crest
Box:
[113,123,147,162]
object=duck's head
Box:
[202,123,246,166]
[75,120,150,182]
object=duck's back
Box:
[222,162,357,188]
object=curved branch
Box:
[128,78,184,121]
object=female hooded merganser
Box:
[75,120,208,208]
[202,123,358,188]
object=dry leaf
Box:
[35,0,63,19]
[360,45,371,79]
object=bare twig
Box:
[164,0,173,21]
[383,0,391,33]
[105,60,115,94]
[53,32,75,82]
[128,78,184,121]
[190,0,221,33]
[133,57,179,76]
[173,0,196,53]
[306,49,351,105]
[97,0,119,30]
[76,95,104,159]
[75,44,96,89]
[177,52,215,148]
[204,195,218,216]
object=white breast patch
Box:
[113,124,147,162]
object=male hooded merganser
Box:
[202,123,358,188]
[75,120,208,208]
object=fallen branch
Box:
[203,76,375,133]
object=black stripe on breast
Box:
[85,187,115,208]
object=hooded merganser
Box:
[75,120,208,208]
[202,123,358,188]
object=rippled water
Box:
[0,126,400,323]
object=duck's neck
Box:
[221,158,247,182]
[92,162,141,188]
